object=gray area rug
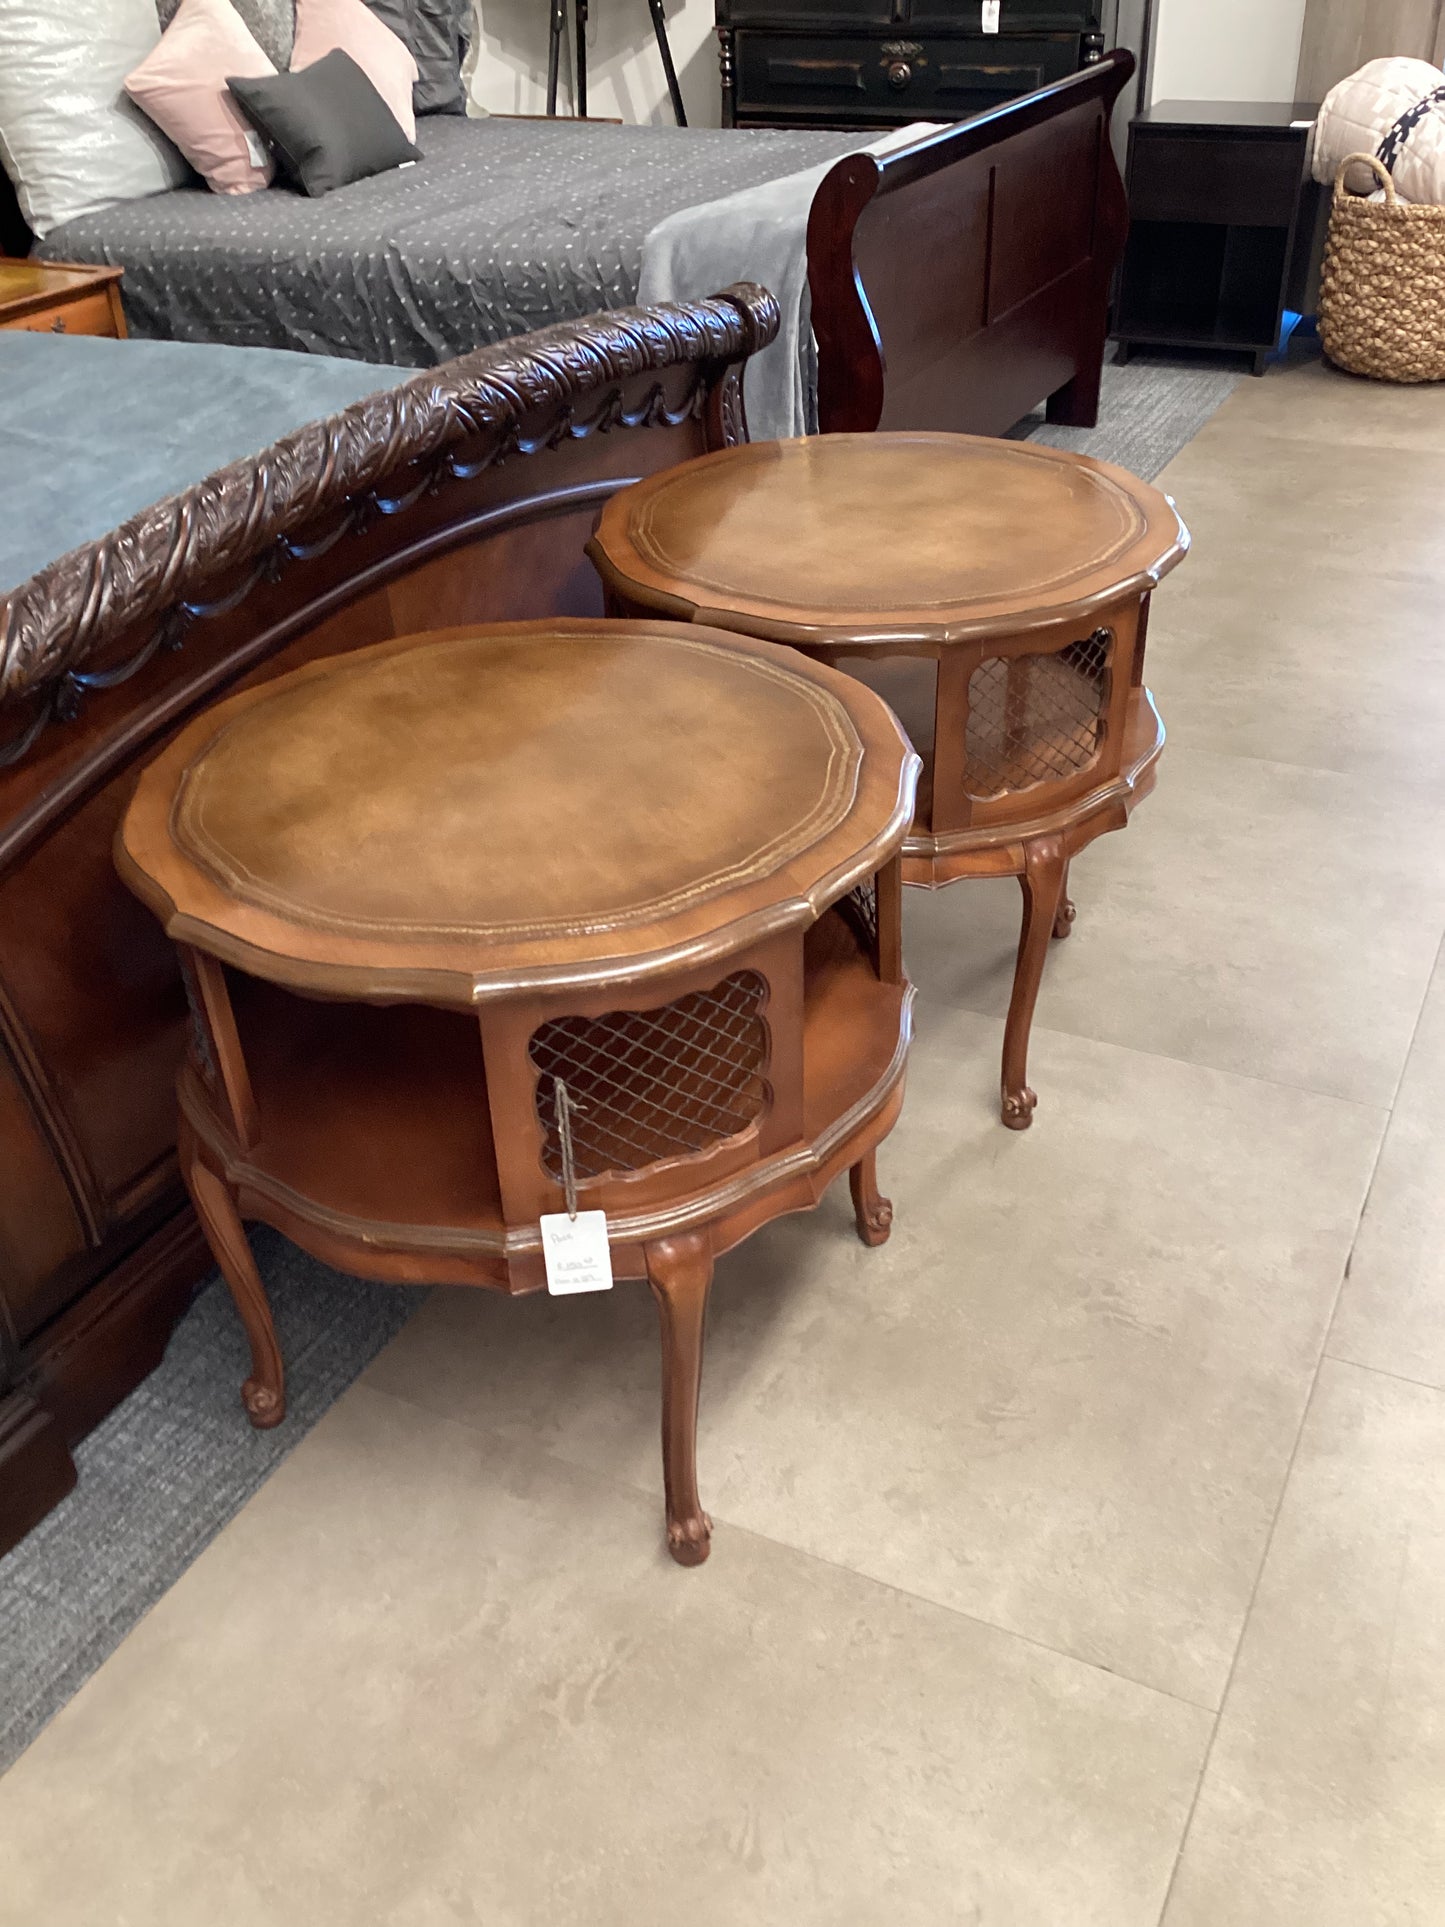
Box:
[0,347,1239,1778]
[0,1237,422,1772]
[1017,348,1242,479]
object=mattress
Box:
[38,116,856,367]
[0,332,411,595]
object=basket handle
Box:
[1336,151,1398,202]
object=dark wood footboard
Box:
[809,51,1133,437]
[0,285,776,1555]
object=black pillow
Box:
[227,50,421,199]
[362,0,470,116]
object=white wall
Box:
[469,0,1309,128]
[1148,0,1308,105]
[469,0,722,127]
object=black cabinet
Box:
[716,0,1112,129]
[1116,100,1327,374]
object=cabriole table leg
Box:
[645,1231,714,1567]
[181,1123,286,1428]
[1001,833,1068,1131]
[849,1148,893,1247]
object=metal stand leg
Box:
[546,0,566,114]
[575,0,589,117]
[647,0,688,124]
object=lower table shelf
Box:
[187,904,908,1276]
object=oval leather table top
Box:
[117,619,918,1004]
[588,433,1190,645]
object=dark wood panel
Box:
[989,102,1100,320]
[1129,130,1305,228]
[719,0,1104,128]
[0,1393,77,1550]
[736,29,1078,118]
[811,54,1132,434]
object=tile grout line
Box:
[1317,922,1445,1389]
[1152,921,1445,1925]
[1317,1353,1445,1396]
[357,1379,1221,1720]
[1370,925,1445,1120]
[924,1007,1394,1122]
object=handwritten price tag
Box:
[541,1210,614,1294]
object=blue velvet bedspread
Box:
[0,332,410,595]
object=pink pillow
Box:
[291,0,419,142]
[125,0,277,196]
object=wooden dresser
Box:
[0,260,127,339]
[716,0,1111,128]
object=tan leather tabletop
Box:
[588,432,1189,645]
[118,619,918,1004]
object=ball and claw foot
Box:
[242,1378,286,1429]
[849,1153,894,1248]
[855,1194,893,1247]
[1052,894,1076,940]
[1001,1083,1037,1131]
[667,1512,713,1567]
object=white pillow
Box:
[0,0,191,239]
[1313,57,1445,197]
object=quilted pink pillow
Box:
[291,0,419,142]
[125,0,277,196]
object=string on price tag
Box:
[540,1075,614,1294]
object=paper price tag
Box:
[541,1210,614,1295]
[982,0,1000,31]
[243,130,269,170]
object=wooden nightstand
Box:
[1115,102,1326,375]
[0,259,127,338]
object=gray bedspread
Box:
[0,333,410,595]
[39,117,855,367]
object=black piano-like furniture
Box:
[717,0,1112,129]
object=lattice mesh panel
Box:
[964,629,1113,798]
[177,951,218,1091]
[529,970,770,1184]
[838,875,878,959]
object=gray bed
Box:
[38,116,854,367]
[0,331,414,597]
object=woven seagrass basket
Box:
[1318,152,1445,382]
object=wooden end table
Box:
[588,433,1188,1130]
[117,619,918,1566]
[0,259,127,338]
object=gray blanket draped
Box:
[638,124,942,441]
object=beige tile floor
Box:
[3,349,1445,1925]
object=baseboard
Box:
[0,1391,77,1555]
[1,1205,211,1557]
[27,1204,211,1442]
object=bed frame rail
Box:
[809,51,1134,438]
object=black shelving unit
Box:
[1116,100,1327,374]
[714,0,1114,130]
